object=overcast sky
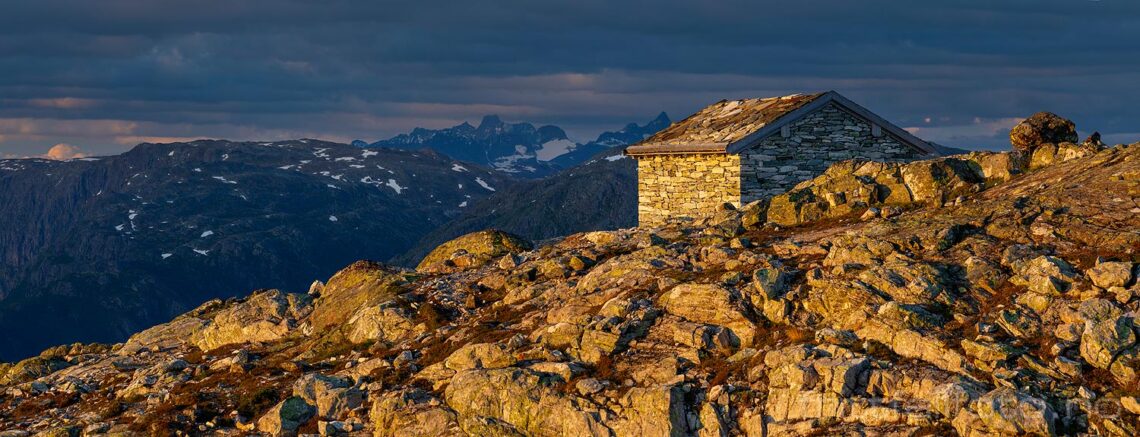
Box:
[2,0,1138,158]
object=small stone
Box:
[995,308,1041,339]
[308,280,325,296]
[860,207,881,221]
[1078,386,1096,400]
[1121,396,1140,415]
[576,378,605,396]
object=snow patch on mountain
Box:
[535,138,577,162]
[475,177,496,191]
[386,179,406,194]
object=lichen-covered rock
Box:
[1080,316,1137,369]
[1009,255,1079,295]
[293,373,361,419]
[1010,112,1078,154]
[189,289,312,351]
[343,303,423,345]
[657,283,757,346]
[443,368,610,437]
[444,343,517,371]
[974,388,1057,436]
[308,260,408,331]
[371,389,464,437]
[1087,260,1134,289]
[608,385,690,437]
[417,230,532,273]
[118,300,223,354]
[1028,141,1103,170]
[765,156,987,226]
[257,396,316,437]
[0,356,70,385]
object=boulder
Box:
[1080,316,1136,369]
[803,279,885,330]
[444,368,609,437]
[607,385,690,437]
[118,312,210,355]
[1011,256,1079,295]
[897,158,985,205]
[1087,260,1134,289]
[995,308,1042,339]
[308,261,408,330]
[811,356,871,397]
[1010,112,1078,154]
[1110,345,1140,384]
[1028,141,1102,170]
[257,396,316,437]
[371,389,464,437]
[444,343,517,371]
[962,151,1019,184]
[343,303,423,345]
[189,289,311,351]
[975,388,1056,436]
[1077,298,1124,325]
[657,283,757,346]
[293,373,362,419]
[0,356,70,385]
[930,382,982,419]
[417,230,532,273]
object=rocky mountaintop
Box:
[0,140,513,361]
[2,114,1139,436]
[362,113,670,177]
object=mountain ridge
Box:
[359,113,670,177]
[0,139,514,361]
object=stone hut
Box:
[624,91,939,227]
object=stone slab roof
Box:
[625,91,937,157]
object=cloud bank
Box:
[42,144,87,160]
[1,0,1138,156]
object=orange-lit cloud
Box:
[112,136,203,145]
[42,143,88,160]
[28,98,99,109]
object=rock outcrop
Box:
[2,119,1140,436]
[1010,112,1079,153]
[416,230,533,273]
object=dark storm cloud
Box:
[2,0,1139,156]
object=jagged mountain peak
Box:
[366,113,671,178]
[477,114,504,130]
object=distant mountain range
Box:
[0,114,671,360]
[357,112,671,177]
[0,139,515,360]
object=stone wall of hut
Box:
[635,153,740,227]
[738,102,924,202]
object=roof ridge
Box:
[625,91,935,157]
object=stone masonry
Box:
[634,102,927,227]
[636,153,740,227]
[738,103,922,202]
